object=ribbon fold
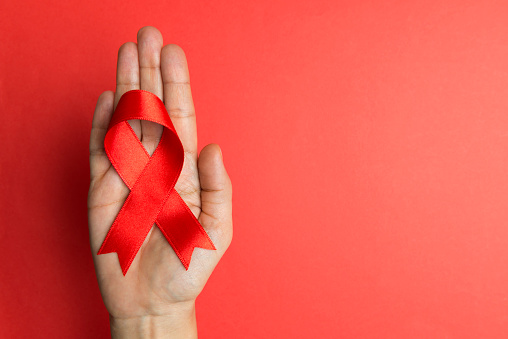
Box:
[97,89,215,275]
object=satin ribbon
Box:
[97,89,215,275]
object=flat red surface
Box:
[1,1,508,338]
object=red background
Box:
[1,1,508,338]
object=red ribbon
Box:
[97,90,215,275]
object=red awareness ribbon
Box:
[97,89,215,275]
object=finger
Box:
[198,144,233,247]
[89,91,114,181]
[114,41,141,138]
[161,44,197,159]
[137,26,164,155]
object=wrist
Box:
[110,301,197,339]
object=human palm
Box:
[87,27,232,322]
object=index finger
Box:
[161,44,197,158]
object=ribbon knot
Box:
[97,90,215,275]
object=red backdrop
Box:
[1,1,508,338]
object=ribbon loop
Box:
[98,90,215,275]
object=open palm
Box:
[87,27,232,322]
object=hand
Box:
[87,26,233,338]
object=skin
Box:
[87,26,233,338]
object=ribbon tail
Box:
[156,190,216,270]
[97,220,153,276]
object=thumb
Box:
[198,144,233,248]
